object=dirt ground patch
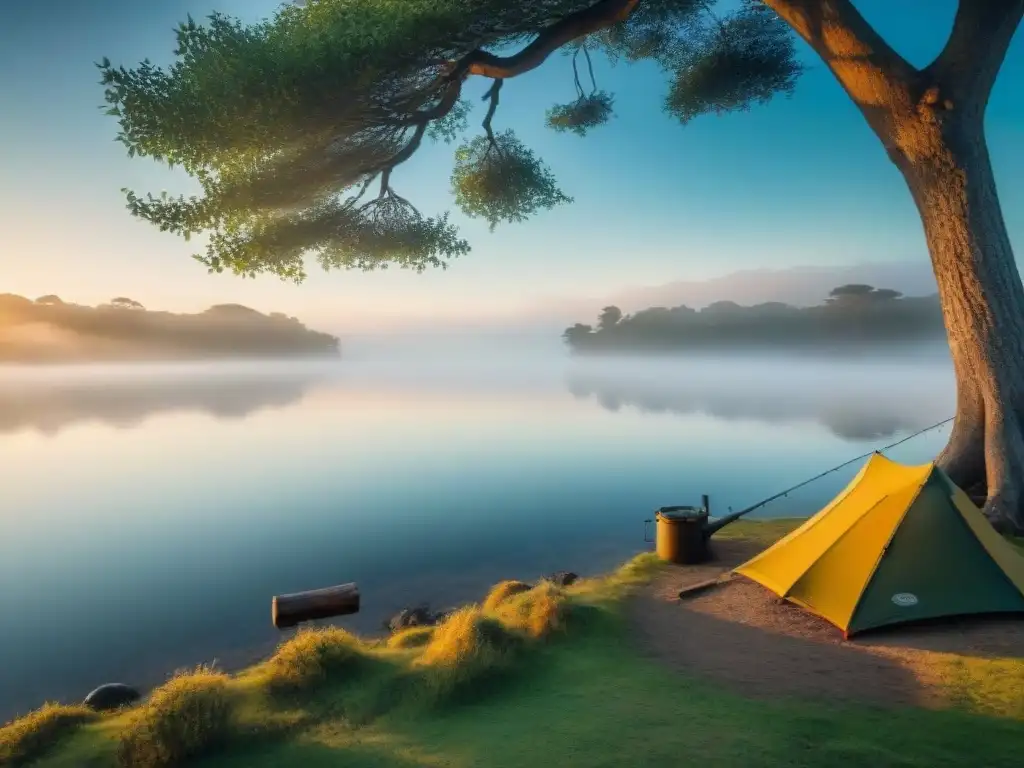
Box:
[626,538,1024,709]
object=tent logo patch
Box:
[891,592,919,607]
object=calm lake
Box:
[0,349,955,720]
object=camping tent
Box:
[734,452,1024,637]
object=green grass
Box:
[8,520,1024,768]
[714,517,806,544]
[262,627,365,693]
[0,703,95,767]
[115,665,234,767]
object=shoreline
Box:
[3,521,805,725]
[0,549,636,725]
[5,519,1024,768]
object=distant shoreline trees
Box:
[562,285,945,354]
[0,294,340,363]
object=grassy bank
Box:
[4,520,1024,768]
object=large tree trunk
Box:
[761,0,1024,533]
[895,115,1024,533]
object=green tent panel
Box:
[735,453,1024,637]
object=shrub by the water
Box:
[414,606,521,703]
[481,580,534,612]
[386,626,435,649]
[485,582,568,638]
[265,627,363,692]
[419,607,521,667]
[116,666,233,768]
[0,703,95,767]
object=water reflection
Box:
[565,358,954,441]
[0,364,322,435]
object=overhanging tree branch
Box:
[366,79,470,196]
[385,0,641,192]
[761,0,920,106]
[379,122,428,172]
[925,0,1024,112]
[573,49,584,97]
[446,0,641,80]
[482,79,504,149]
[400,79,465,125]
[583,46,597,93]
[343,175,375,210]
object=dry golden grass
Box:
[0,702,95,767]
[265,627,363,692]
[486,581,568,639]
[417,607,515,669]
[897,651,1024,719]
[386,626,435,650]
[411,606,521,704]
[567,552,666,603]
[481,580,534,612]
[115,665,232,768]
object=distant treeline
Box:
[562,284,945,354]
[0,293,340,363]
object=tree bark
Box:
[897,116,1024,534]
[762,0,1024,533]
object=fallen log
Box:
[272,582,360,629]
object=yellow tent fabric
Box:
[734,453,1024,637]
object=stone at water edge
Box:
[544,571,579,587]
[386,605,436,633]
[83,682,141,711]
[384,604,459,631]
[431,608,457,623]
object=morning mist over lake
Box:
[1,342,955,720]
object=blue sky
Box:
[2,1,1022,332]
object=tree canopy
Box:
[562,286,945,352]
[98,0,801,281]
[827,284,904,304]
[108,296,146,309]
[0,294,339,363]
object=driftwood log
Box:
[272,582,360,629]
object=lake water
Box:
[0,350,955,721]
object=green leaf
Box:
[546,91,615,136]
[451,131,572,231]
[664,2,802,124]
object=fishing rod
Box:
[704,415,955,535]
